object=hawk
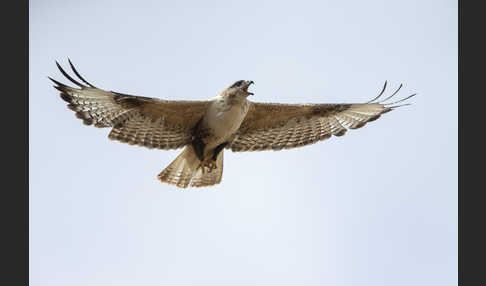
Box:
[50,60,415,188]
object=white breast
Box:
[203,95,249,144]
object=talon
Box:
[198,159,217,174]
[196,163,204,174]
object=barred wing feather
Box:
[227,82,415,152]
[49,60,209,150]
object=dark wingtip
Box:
[54,61,63,74]
[48,76,58,84]
[48,76,67,88]
[377,83,403,103]
[59,92,72,103]
[67,58,97,88]
[54,85,66,92]
[389,103,412,109]
[366,80,388,103]
[55,60,86,88]
[385,93,417,106]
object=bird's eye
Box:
[232,80,244,88]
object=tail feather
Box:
[190,151,223,187]
[158,145,224,188]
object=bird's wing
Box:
[227,82,415,152]
[50,60,210,150]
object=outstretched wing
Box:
[227,82,415,152]
[50,60,210,150]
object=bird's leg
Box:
[191,117,208,162]
[192,137,211,173]
[197,142,228,173]
[196,144,226,174]
[191,138,205,162]
[212,142,228,161]
[205,159,217,172]
[198,158,217,174]
[192,138,218,173]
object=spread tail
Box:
[157,145,224,188]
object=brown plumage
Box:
[50,60,416,188]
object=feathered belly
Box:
[203,99,248,148]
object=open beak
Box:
[246,80,254,96]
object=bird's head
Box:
[223,80,254,98]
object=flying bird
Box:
[50,60,415,188]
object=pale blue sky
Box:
[30,0,457,285]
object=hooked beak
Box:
[245,80,254,96]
